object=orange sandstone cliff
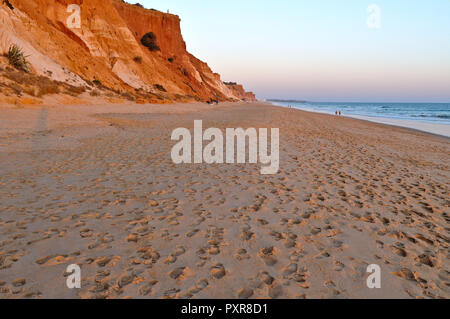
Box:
[224,82,257,102]
[0,0,256,104]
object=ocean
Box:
[269,101,450,125]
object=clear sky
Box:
[138,0,450,102]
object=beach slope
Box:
[0,102,448,299]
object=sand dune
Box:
[0,102,448,299]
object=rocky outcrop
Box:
[0,0,256,103]
[224,82,256,102]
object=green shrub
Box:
[6,45,30,72]
[141,32,160,52]
[154,84,166,92]
[168,57,174,63]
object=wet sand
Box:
[0,102,449,299]
[347,115,450,138]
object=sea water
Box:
[270,101,450,124]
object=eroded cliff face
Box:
[0,0,256,104]
[225,83,257,102]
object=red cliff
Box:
[0,0,256,103]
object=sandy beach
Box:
[0,101,449,299]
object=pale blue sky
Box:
[138,0,450,102]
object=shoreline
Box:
[347,114,450,139]
[269,102,450,138]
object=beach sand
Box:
[0,102,448,299]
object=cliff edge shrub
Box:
[141,32,160,52]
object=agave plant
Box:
[6,45,30,72]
